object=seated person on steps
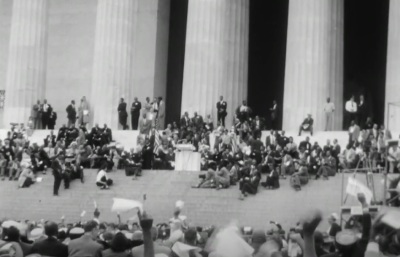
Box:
[239,164,261,200]
[96,163,113,189]
[290,160,309,191]
[195,161,230,189]
[298,114,314,136]
[261,166,280,189]
[316,150,336,180]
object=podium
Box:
[175,144,201,171]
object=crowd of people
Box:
[1,94,399,257]
[1,192,400,257]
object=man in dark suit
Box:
[48,106,57,130]
[66,100,77,127]
[298,114,314,136]
[51,152,68,196]
[299,136,312,154]
[180,112,191,128]
[117,98,128,130]
[31,222,68,257]
[358,94,367,127]
[42,99,51,129]
[191,112,204,130]
[131,97,141,130]
[278,131,289,148]
[216,96,227,127]
[102,124,112,144]
[68,220,103,257]
[236,100,252,122]
[44,130,56,147]
[66,124,79,147]
[269,100,278,130]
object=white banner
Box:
[346,177,373,204]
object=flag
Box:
[150,129,162,154]
[111,198,143,214]
[346,177,373,204]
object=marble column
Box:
[181,0,249,128]
[3,0,49,126]
[385,1,400,133]
[91,0,138,129]
[283,0,343,132]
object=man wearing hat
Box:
[68,221,103,257]
[31,222,68,257]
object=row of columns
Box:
[181,0,249,129]
[3,0,169,129]
[3,0,400,131]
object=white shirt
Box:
[345,100,357,113]
[240,105,247,112]
[324,102,335,113]
[96,169,108,182]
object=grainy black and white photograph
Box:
[0,0,399,256]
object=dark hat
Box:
[251,229,267,245]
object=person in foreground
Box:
[68,220,103,257]
[31,222,68,257]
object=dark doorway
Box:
[165,0,188,125]
[343,0,389,128]
[247,0,289,130]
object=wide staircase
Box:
[0,167,388,229]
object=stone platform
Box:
[0,169,391,231]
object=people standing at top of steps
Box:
[345,95,358,128]
[298,114,314,136]
[78,96,90,128]
[158,97,165,130]
[324,97,335,131]
[118,98,128,130]
[216,96,227,127]
[66,100,77,127]
[41,99,52,130]
[131,97,142,130]
[32,100,42,129]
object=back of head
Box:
[84,220,98,233]
[44,222,58,237]
[184,228,197,245]
[6,226,20,242]
[110,232,129,253]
